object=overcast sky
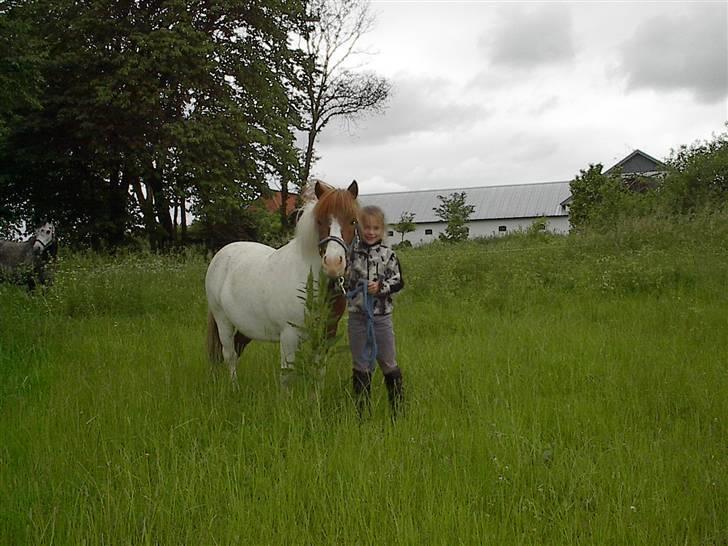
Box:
[306,0,727,195]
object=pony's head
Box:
[312,180,359,278]
[33,222,55,253]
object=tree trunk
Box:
[131,176,160,251]
[180,199,187,242]
[279,179,290,232]
[301,127,318,185]
[152,188,174,248]
[108,167,129,247]
[146,156,174,249]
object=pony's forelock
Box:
[314,188,359,224]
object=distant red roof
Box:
[262,191,298,216]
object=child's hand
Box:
[367,280,380,294]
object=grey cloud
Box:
[319,75,490,145]
[481,5,575,69]
[617,5,727,103]
[507,132,561,164]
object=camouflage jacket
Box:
[347,240,404,315]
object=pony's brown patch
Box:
[327,294,347,338]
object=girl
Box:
[347,205,405,418]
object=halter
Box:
[319,227,362,297]
[31,234,56,258]
[318,218,360,267]
[33,236,52,251]
[318,235,350,256]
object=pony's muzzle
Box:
[322,255,346,278]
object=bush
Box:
[570,129,728,233]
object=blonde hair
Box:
[360,205,386,225]
[359,205,387,241]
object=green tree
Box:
[0,1,44,235]
[0,0,305,250]
[662,129,728,214]
[0,1,43,141]
[393,211,416,243]
[567,164,626,231]
[433,192,475,242]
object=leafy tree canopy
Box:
[662,129,728,214]
[393,211,415,243]
[433,192,474,243]
[568,164,621,230]
[0,0,306,250]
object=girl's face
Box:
[361,215,384,245]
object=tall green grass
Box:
[1,215,727,544]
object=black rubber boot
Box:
[384,369,404,420]
[352,369,372,418]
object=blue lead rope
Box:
[346,279,378,370]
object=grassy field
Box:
[1,216,727,544]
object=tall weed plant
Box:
[290,270,345,389]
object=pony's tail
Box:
[207,311,224,364]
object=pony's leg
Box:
[278,326,300,390]
[215,318,240,383]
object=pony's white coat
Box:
[205,191,353,381]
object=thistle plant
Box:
[291,270,344,389]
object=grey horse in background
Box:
[0,222,57,289]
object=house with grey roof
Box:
[604,149,667,177]
[359,150,667,246]
[560,149,668,210]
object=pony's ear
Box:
[347,180,358,198]
[314,181,325,199]
[314,180,335,199]
[300,180,318,204]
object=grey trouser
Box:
[348,312,399,374]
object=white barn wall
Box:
[361,180,573,246]
[387,216,570,246]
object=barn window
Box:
[387,231,394,237]
[425,229,433,235]
[498,225,507,232]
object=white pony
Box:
[0,222,56,288]
[205,180,359,383]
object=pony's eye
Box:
[351,219,358,225]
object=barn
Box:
[359,181,571,245]
[358,150,666,246]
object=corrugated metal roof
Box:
[359,181,571,223]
